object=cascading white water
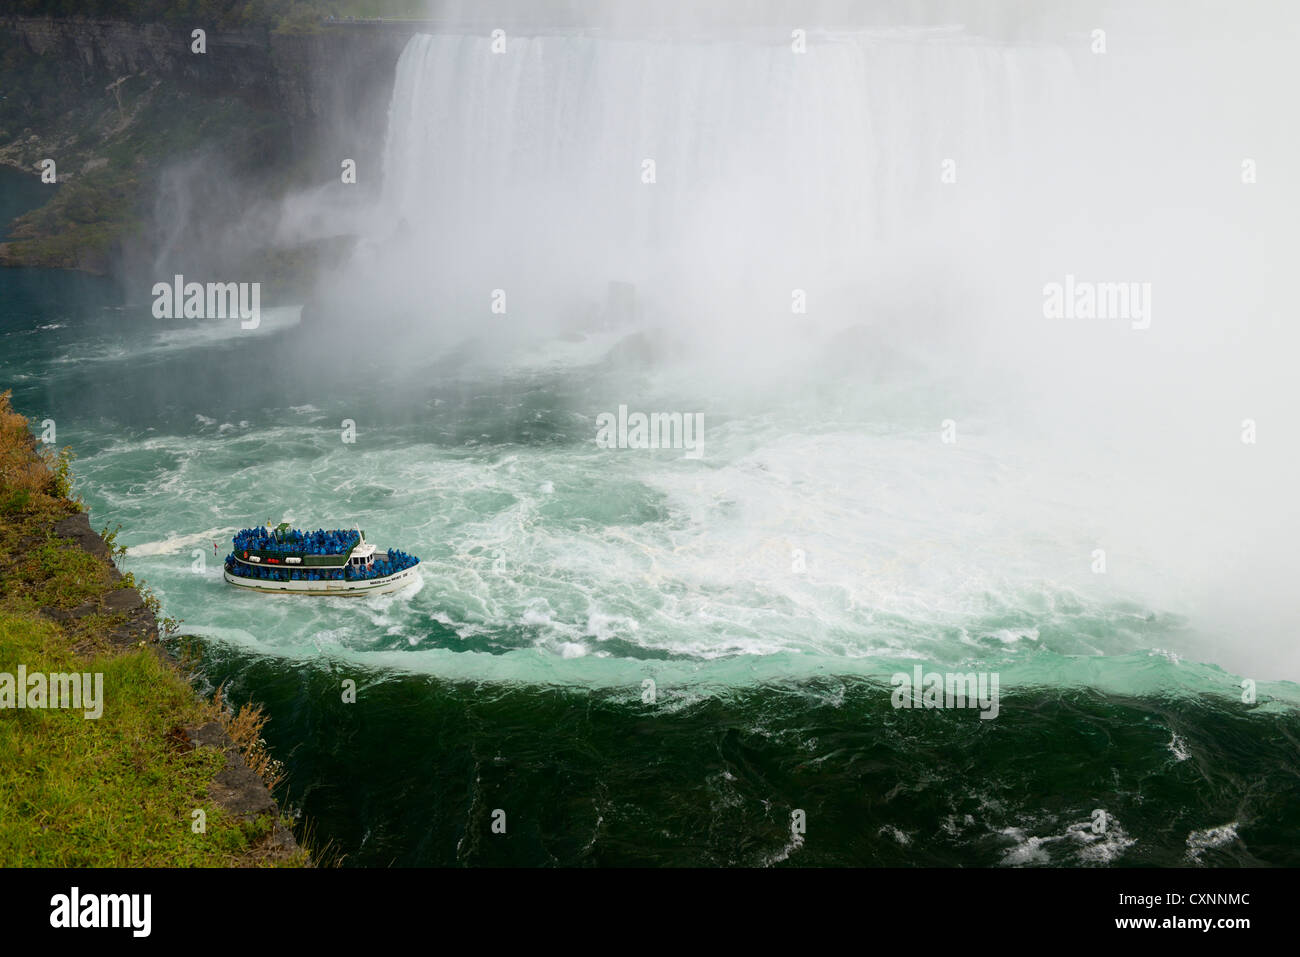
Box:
[370,29,1078,332]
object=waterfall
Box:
[364,28,1077,331]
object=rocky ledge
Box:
[43,509,302,857]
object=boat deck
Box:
[223,565,419,596]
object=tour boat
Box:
[223,523,420,596]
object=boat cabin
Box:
[348,541,376,572]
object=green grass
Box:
[0,614,295,865]
[0,391,309,866]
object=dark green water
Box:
[188,647,1300,866]
[0,167,50,236]
[3,165,1299,866]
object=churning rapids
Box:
[3,20,1298,865]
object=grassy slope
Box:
[0,390,308,866]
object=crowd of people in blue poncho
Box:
[367,550,419,579]
[232,526,361,555]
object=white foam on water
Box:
[42,306,302,371]
[151,304,302,350]
[999,815,1136,866]
[1185,822,1241,863]
[127,527,233,558]
[878,825,912,846]
[997,829,1051,866]
[1167,733,1191,762]
[760,832,805,866]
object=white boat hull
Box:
[223,565,419,596]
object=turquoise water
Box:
[0,167,52,237]
[3,166,1299,865]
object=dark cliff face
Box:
[0,16,415,279]
[11,18,272,100]
[4,16,409,143]
[265,29,410,164]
